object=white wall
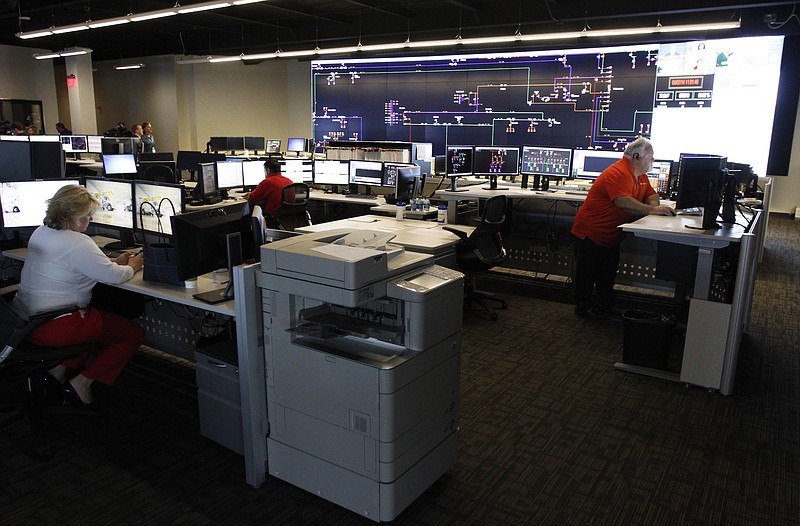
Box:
[0,44,60,133]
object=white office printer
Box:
[258,229,464,522]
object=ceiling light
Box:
[115,63,145,70]
[32,47,92,60]
[17,0,266,39]
[178,2,231,14]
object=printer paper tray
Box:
[289,330,410,369]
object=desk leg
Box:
[234,264,268,487]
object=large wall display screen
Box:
[312,35,788,177]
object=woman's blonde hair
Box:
[43,184,100,230]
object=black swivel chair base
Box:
[464,276,508,320]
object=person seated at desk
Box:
[571,137,675,319]
[11,185,145,407]
[246,158,294,216]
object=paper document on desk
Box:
[313,244,385,261]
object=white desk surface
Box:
[1,246,235,316]
[309,190,387,206]
[435,184,590,202]
[296,215,473,252]
[621,213,749,246]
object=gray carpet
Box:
[1,215,798,525]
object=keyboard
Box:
[101,247,141,259]
[676,207,702,216]
[345,194,377,200]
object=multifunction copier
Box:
[258,229,464,522]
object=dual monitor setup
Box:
[0,177,252,304]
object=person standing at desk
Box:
[141,121,156,153]
[247,158,293,215]
[55,122,72,135]
[11,185,145,406]
[571,137,675,319]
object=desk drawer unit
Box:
[195,350,243,455]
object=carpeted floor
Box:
[1,215,798,525]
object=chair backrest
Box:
[461,194,508,269]
[0,289,25,364]
[143,163,176,183]
[251,204,266,248]
[274,183,311,231]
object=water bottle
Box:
[396,202,405,220]
[437,204,447,223]
[422,197,430,211]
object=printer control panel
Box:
[388,265,464,300]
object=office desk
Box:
[296,215,472,265]
[616,211,762,395]
[369,202,439,220]
[435,185,589,223]
[1,247,268,487]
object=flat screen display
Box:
[87,135,104,153]
[383,163,414,188]
[446,146,474,176]
[103,154,137,176]
[348,160,384,186]
[472,147,520,176]
[242,160,265,187]
[245,136,265,150]
[60,135,89,153]
[215,160,244,189]
[84,177,134,230]
[286,137,306,153]
[312,160,349,186]
[0,179,81,229]
[571,150,621,180]
[265,139,281,153]
[134,181,184,236]
[279,159,313,183]
[521,146,572,177]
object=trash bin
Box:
[622,309,677,369]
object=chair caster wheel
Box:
[490,312,498,321]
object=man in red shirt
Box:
[571,138,675,319]
[247,159,294,216]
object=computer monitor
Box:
[60,135,89,154]
[195,162,222,204]
[520,146,572,189]
[265,139,281,154]
[208,137,228,152]
[245,136,265,151]
[103,154,138,177]
[648,159,674,197]
[279,159,313,183]
[312,159,349,186]
[383,162,414,189]
[83,176,136,247]
[727,161,758,197]
[87,135,104,154]
[0,140,32,181]
[102,136,141,155]
[394,164,421,203]
[348,160,384,186]
[675,154,728,230]
[227,137,245,151]
[0,179,81,229]
[216,160,244,191]
[170,201,250,283]
[30,142,66,179]
[134,180,185,236]
[571,149,620,180]
[473,146,519,190]
[286,137,306,154]
[138,152,174,163]
[242,160,265,188]
[28,135,60,143]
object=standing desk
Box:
[617,211,762,395]
[308,190,386,222]
[1,247,269,487]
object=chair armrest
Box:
[442,226,469,242]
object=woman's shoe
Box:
[63,381,94,409]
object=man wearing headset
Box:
[571,137,676,319]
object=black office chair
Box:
[443,194,509,320]
[265,183,312,231]
[0,288,103,459]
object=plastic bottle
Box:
[396,202,405,220]
[437,204,447,223]
[422,197,430,211]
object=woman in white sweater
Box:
[12,185,145,407]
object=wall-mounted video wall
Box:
[312,35,790,177]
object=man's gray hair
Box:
[623,137,651,158]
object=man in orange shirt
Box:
[247,159,294,216]
[571,138,675,319]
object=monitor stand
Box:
[101,230,137,250]
[444,176,469,192]
[193,232,242,304]
[482,175,508,191]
